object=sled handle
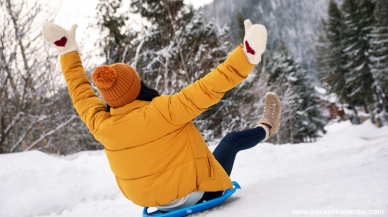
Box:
[232,181,242,189]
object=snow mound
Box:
[0,151,121,217]
[1,120,387,217]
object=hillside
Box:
[1,120,387,217]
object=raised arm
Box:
[60,52,110,133]
[153,20,267,125]
[42,23,109,134]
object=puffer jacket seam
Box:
[79,104,107,133]
[101,112,147,127]
[104,124,188,152]
[109,103,153,116]
[96,106,155,134]
[152,97,188,126]
[115,176,130,200]
[115,157,207,181]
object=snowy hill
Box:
[1,120,387,217]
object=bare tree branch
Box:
[24,116,77,151]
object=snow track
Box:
[1,120,387,217]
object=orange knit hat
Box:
[92,63,141,108]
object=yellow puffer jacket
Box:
[60,45,254,207]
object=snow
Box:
[1,120,388,217]
[314,86,327,95]
[328,93,338,103]
[287,76,297,82]
[318,92,338,104]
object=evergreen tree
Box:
[96,0,138,64]
[266,40,326,144]
[315,18,331,83]
[370,0,388,111]
[316,0,351,105]
[341,0,376,113]
[130,0,232,139]
[130,0,230,94]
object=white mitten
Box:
[242,19,267,65]
[42,23,79,56]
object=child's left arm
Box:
[42,23,110,134]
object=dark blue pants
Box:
[198,126,267,202]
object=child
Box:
[42,19,281,212]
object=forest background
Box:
[1,0,387,155]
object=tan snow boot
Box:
[254,92,281,141]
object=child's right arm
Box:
[153,20,267,125]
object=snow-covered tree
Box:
[341,0,376,113]
[370,0,388,111]
[263,40,326,144]
[95,0,138,64]
[0,0,100,154]
[130,0,235,139]
[316,0,351,105]
[130,0,230,94]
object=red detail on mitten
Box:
[54,37,67,47]
[245,40,255,55]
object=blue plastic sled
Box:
[142,181,241,217]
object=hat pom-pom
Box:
[92,65,117,89]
